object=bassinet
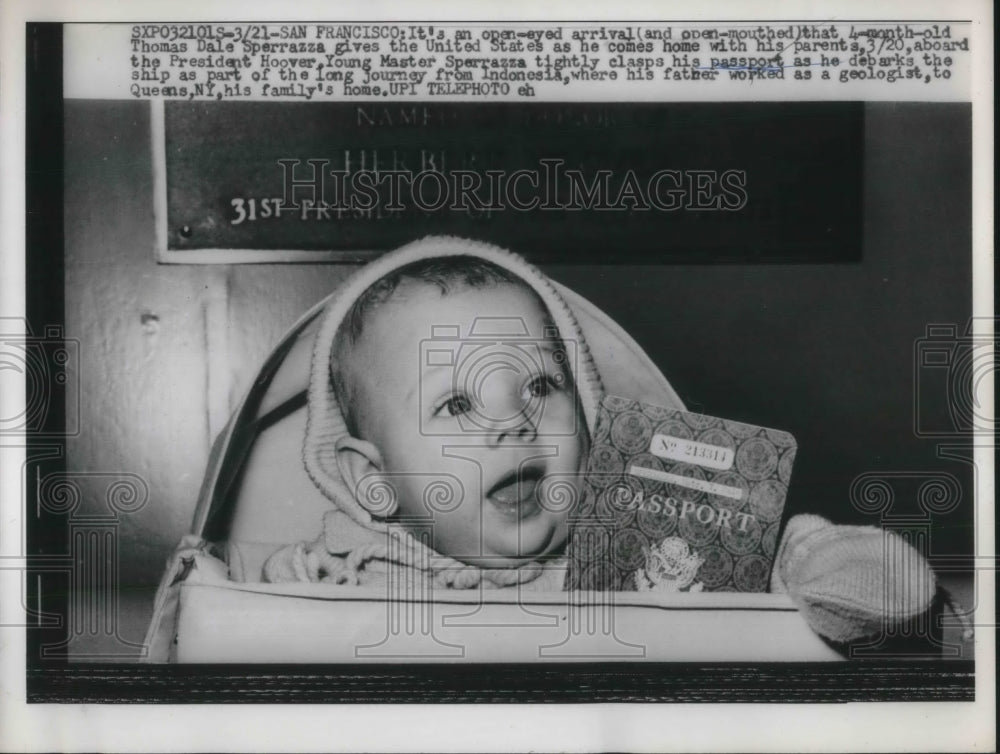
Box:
[143,281,844,662]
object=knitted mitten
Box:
[770,514,939,645]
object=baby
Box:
[264,237,604,589]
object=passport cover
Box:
[565,395,797,593]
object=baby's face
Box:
[348,282,588,567]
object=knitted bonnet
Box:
[302,235,605,531]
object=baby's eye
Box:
[434,394,473,417]
[524,374,563,399]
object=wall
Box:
[63,100,972,656]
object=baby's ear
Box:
[334,436,395,517]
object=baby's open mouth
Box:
[486,466,545,519]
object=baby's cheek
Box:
[537,475,582,522]
[546,508,572,553]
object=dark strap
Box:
[200,315,319,542]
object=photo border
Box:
[2,1,993,751]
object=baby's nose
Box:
[474,369,538,443]
[487,411,539,445]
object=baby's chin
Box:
[478,518,568,568]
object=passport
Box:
[565,395,797,593]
